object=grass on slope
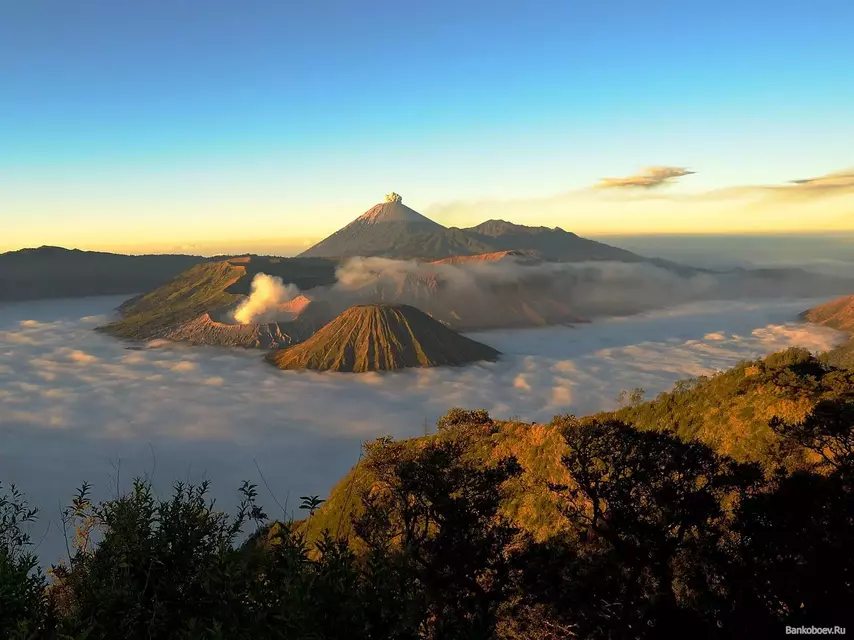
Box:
[297,412,574,548]
[98,261,246,340]
[605,347,854,466]
[296,350,854,548]
[268,304,500,372]
[823,338,854,371]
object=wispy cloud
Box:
[595,166,696,190]
[425,165,854,233]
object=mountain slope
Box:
[268,303,500,372]
[300,200,491,259]
[605,347,854,466]
[803,294,854,369]
[98,257,338,341]
[803,294,854,333]
[296,349,854,548]
[298,197,657,262]
[460,220,646,262]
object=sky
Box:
[2,0,853,254]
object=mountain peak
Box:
[268,303,500,372]
[466,219,549,236]
[355,199,438,226]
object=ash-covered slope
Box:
[158,299,334,349]
[162,314,298,349]
[268,304,500,372]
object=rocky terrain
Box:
[267,303,500,372]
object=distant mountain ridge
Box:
[0,246,209,302]
[299,197,653,263]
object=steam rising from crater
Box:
[233,274,301,324]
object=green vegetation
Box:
[3,352,854,638]
[824,337,854,370]
[268,304,500,372]
[604,347,854,467]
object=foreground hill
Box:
[606,347,854,465]
[0,246,207,302]
[267,303,500,372]
[299,348,854,546]
[8,347,854,636]
[97,257,337,342]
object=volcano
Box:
[299,194,489,260]
[298,194,663,263]
[267,303,500,372]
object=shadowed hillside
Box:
[267,303,500,372]
[0,246,208,302]
[299,350,854,548]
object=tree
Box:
[542,416,762,636]
[0,483,50,637]
[769,398,854,475]
[355,437,523,639]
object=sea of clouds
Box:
[232,256,854,326]
[0,294,847,565]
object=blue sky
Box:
[2,0,853,253]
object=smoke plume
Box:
[233,274,301,324]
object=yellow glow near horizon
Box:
[2,173,852,255]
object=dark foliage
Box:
[2,399,853,638]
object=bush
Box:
[3,398,854,638]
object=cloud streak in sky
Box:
[596,166,696,189]
[425,165,854,233]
